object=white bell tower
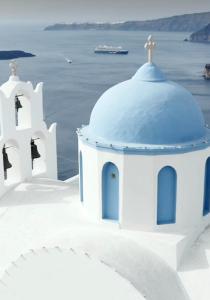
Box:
[0,61,57,198]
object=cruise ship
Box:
[94,45,129,55]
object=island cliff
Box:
[0,50,35,60]
[45,11,210,32]
[190,23,210,42]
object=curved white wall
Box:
[79,139,210,232]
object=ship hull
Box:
[94,50,128,55]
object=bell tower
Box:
[0,60,57,198]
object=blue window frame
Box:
[203,158,210,215]
[102,162,119,221]
[157,166,177,225]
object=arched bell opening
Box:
[14,90,31,129]
[2,140,21,186]
[31,133,46,176]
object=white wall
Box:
[0,76,57,199]
[79,139,210,233]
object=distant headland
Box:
[0,50,35,60]
[189,23,210,43]
[45,11,210,32]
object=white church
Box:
[0,36,210,300]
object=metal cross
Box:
[9,60,18,76]
[144,35,156,64]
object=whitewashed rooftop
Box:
[0,177,208,299]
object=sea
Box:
[0,24,209,180]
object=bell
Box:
[15,95,23,112]
[31,139,41,161]
[2,146,12,172]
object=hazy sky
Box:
[1,0,210,23]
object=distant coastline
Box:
[189,23,210,43]
[0,50,35,60]
[45,11,210,32]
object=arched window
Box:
[157,166,177,225]
[79,152,83,202]
[3,140,21,186]
[203,158,210,215]
[31,133,46,176]
[102,162,119,221]
[14,91,31,129]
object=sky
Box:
[0,0,210,24]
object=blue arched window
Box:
[203,158,210,215]
[157,166,177,225]
[79,152,83,202]
[102,162,119,221]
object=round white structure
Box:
[78,51,210,232]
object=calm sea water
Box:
[0,24,209,179]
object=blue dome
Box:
[85,63,206,146]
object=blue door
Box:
[203,158,210,215]
[79,152,83,202]
[157,166,177,225]
[102,162,119,221]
